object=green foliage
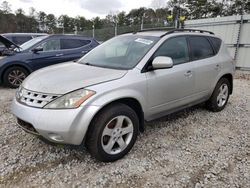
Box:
[0,0,249,35]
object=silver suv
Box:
[12,29,235,162]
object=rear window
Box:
[61,39,91,49]
[209,37,222,54]
[12,36,32,45]
[188,36,214,60]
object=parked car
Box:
[0,33,47,54]
[12,29,235,162]
[0,34,99,88]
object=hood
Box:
[22,62,127,94]
[0,35,20,49]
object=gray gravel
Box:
[0,71,250,188]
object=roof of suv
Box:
[45,34,96,40]
[132,28,215,38]
[2,33,47,36]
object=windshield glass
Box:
[19,36,47,51]
[79,35,159,69]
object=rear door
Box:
[30,38,65,70]
[60,38,92,61]
[188,35,221,99]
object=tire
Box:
[206,78,231,112]
[86,103,139,162]
[3,66,29,88]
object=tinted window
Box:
[12,36,32,45]
[154,36,189,65]
[61,39,91,49]
[39,39,61,51]
[209,37,221,54]
[189,36,214,60]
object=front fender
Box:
[87,88,147,113]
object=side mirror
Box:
[32,47,43,53]
[152,56,173,69]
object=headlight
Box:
[16,86,23,100]
[44,89,95,109]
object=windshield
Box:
[79,35,159,69]
[19,36,47,51]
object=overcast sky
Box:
[2,0,167,19]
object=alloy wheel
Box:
[217,83,229,107]
[101,115,134,155]
[8,69,26,87]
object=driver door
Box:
[146,36,196,118]
[29,39,65,70]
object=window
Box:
[209,37,221,54]
[154,36,189,65]
[12,36,32,45]
[79,35,159,70]
[189,36,214,60]
[61,39,91,49]
[39,39,61,51]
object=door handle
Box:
[82,50,89,54]
[56,53,63,57]
[184,70,192,77]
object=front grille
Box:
[17,87,61,108]
[17,118,39,135]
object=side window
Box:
[60,39,91,49]
[209,37,222,54]
[189,36,214,60]
[12,36,32,45]
[38,39,61,51]
[154,36,189,65]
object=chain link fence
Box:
[76,23,174,42]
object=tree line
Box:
[0,0,249,34]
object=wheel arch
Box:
[1,63,32,83]
[219,73,233,94]
[87,97,145,137]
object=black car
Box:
[0,34,99,88]
[0,33,47,54]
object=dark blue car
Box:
[0,34,99,88]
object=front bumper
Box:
[11,98,100,145]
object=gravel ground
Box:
[0,71,249,188]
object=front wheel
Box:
[3,66,28,88]
[206,78,231,112]
[86,103,139,162]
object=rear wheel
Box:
[206,78,231,112]
[86,103,139,162]
[3,66,28,88]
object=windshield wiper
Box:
[83,62,94,66]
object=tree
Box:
[37,11,47,31]
[0,1,11,14]
[15,8,28,32]
[46,14,56,33]
[127,7,146,25]
[117,11,129,26]
[28,7,38,32]
[58,15,76,33]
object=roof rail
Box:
[161,28,214,37]
[132,27,175,34]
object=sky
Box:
[2,0,167,19]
